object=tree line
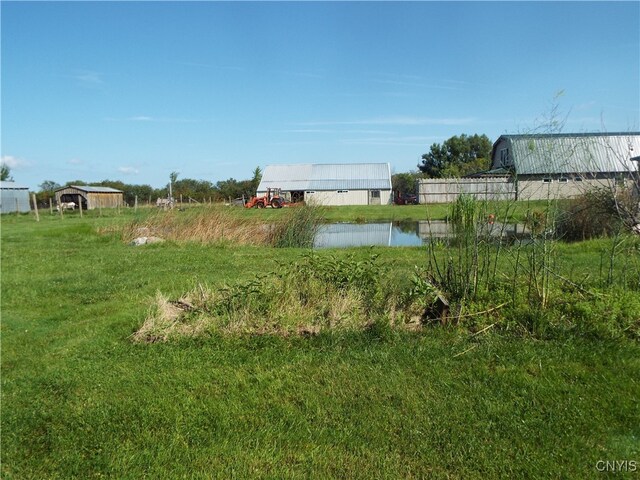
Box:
[34,168,264,206]
[4,133,494,203]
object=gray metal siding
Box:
[0,182,31,213]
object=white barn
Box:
[257,163,392,206]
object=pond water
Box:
[313,221,530,249]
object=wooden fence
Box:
[418,177,516,204]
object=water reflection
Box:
[313,221,530,249]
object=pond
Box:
[313,221,531,249]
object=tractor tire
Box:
[271,198,283,209]
[257,202,265,208]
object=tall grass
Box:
[421,192,640,324]
[115,204,326,248]
[424,194,518,303]
[268,205,325,248]
[119,208,270,245]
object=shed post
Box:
[32,193,40,222]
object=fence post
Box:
[135,195,138,212]
[49,198,53,215]
[78,197,83,218]
[32,193,40,222]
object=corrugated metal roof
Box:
[56,185,124,193]
[258,163,391,192]
[0,181,30,190]
[494,133,640,175]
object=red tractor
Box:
[244,188,284,209]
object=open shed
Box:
[0,181,31,214]
[55,185,124,210]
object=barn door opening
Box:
[369,190,381,205]
[290,190,305,204]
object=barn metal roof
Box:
[258,163,392,191]
[0,181,30,190]
[56,185,123,193]
[492,132,640,175]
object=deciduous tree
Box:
[1,164,13,181]
[418,134,492,178]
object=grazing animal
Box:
[56,202,76,211]
[156,198,174,208]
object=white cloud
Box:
[1,155,31,169]
[118,166,139,175]
[72,70,104,88]
[67,158,83,165]
[340,135,441,147]
[372,79,460,90]
[104,115,198,123]
[299,116,475,127]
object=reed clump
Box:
[267,204,325,248]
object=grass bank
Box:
[19,198,556,225]
[1,212,639,478]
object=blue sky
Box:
[2,1,639,190]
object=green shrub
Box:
[133,252,425,341]
[556,186,636,241]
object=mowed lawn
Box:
[2,208,639,479]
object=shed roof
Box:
[0,181,30,190]
[56,185,123,194]
[492,132,640,175]
[258,163,392,191]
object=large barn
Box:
[0,181,31,214]
[489,132,640,200]
[417,132,640,203]
[257,163,392,206]
[55,185,124,210]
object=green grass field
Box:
[2,206,639,478]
